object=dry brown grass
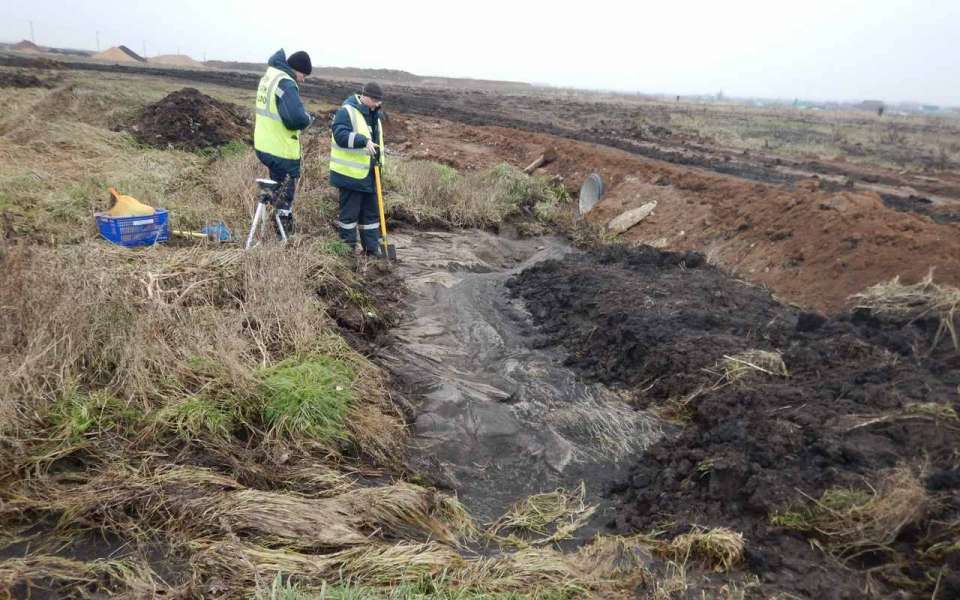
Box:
[0,237,406,460]
[6,465,472,549]
[192,539,588,595]
[850,270,960,351]
[655,527,744,573]
[386,161,567,229]
[570,534,653,589]
[0,242,329,407]
[0,554,170,598]
[488,483,597,548]
[717,350,789,382]
[771,466,930,562]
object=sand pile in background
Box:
[150,54,205,68]
[92,46,146,63]
[12,40,44,53]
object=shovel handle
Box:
[373,165,388,241]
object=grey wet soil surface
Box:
[378,231,663,534]
[509,244,960,599]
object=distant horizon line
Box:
[2,38,958,110]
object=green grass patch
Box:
[155,395,235,440]
[50,390,141,440]
[259,355,356,443]
[320,238,354,257]
[771,487,874,531]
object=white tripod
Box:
[244,178,288,250]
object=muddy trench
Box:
[376,230,663,532]
[373,229,960,598]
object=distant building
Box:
[857,100,885,112]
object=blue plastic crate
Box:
[95,209,169,247]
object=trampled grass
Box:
[257,572,578,599]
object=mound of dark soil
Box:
[132,87,250,150]
[508,245,960,599]
[0,70,54,88]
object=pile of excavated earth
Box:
[131,87,250,150]
[509,244,960,598]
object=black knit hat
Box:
[361,81,383,100]
[287,50,312,75]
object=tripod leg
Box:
[275,213,287,243]
[245,202,265,249]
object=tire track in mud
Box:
[376,231,664,529]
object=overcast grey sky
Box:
[3,0,958,105]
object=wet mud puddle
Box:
[378,231,664,530]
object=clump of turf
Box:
[850,270,960,351]
[770,466,928,562]
[259,356,356,443]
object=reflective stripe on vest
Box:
[254,66,301,160]
[329,96,384,181]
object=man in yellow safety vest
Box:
[253,49,314,235]
[329,82,386,255]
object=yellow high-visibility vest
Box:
[329,96,384,180]
[254,66,301,160]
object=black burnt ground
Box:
[132,87,250,151]
[508,245,960,599]
[0,70,55,88]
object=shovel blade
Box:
[381,241,397,260]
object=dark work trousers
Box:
[336,188,381,254]
[256,151,299,213]
[266,168,297,213]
